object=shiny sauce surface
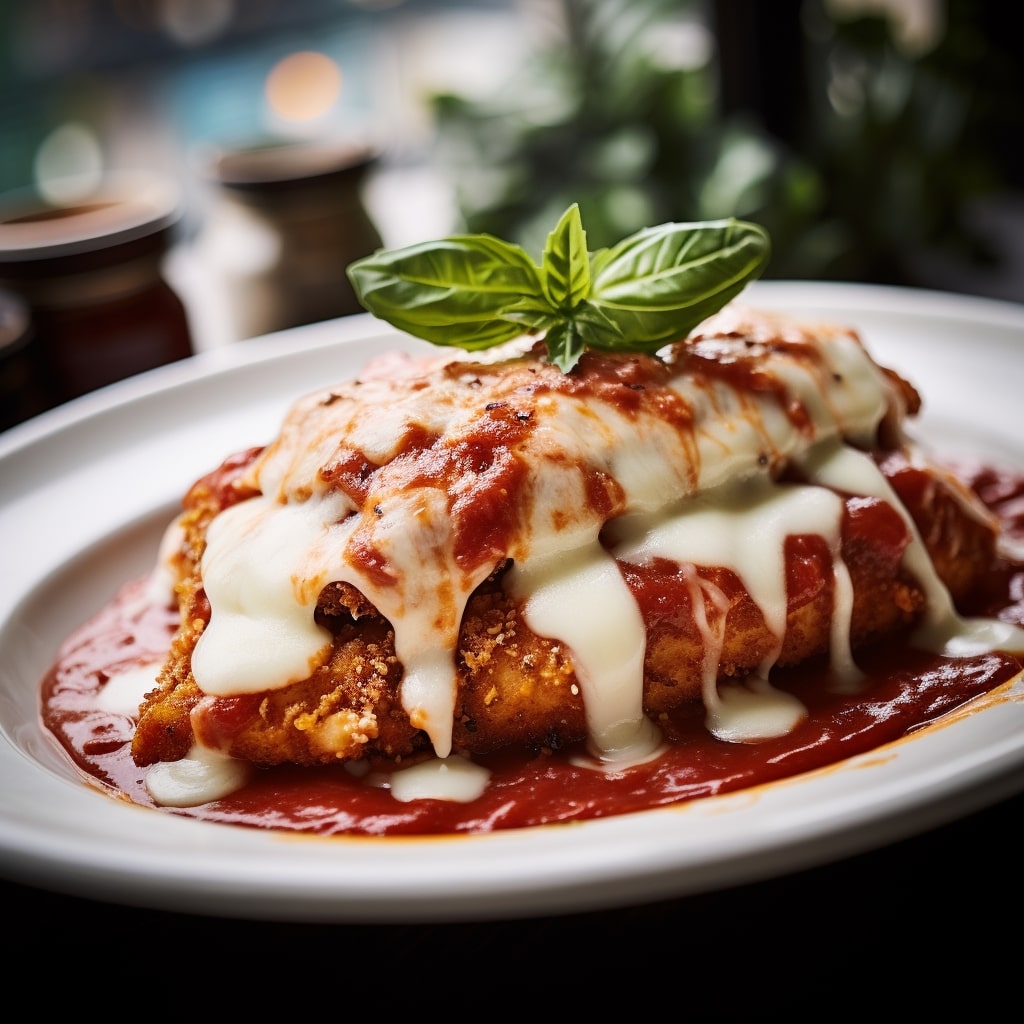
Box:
[40,459,1024,837]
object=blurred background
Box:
[1,0,1023,428]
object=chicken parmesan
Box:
[38,211,1024,833]
[59,297,1009,806]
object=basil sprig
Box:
[347,204,769,372]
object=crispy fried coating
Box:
[131,446,998,769]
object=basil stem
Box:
[347,204,770,372]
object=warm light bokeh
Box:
[265,51,343,123]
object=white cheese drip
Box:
[184,316,1024,776]
[508,542,661,764]
[799,442,1024,656]
[145,744,251,807]
[610,470,855,741]
[191,494,342,694]
[145,516,187,609]
[192,485,493,757]
[97,660,163,717]
[389,755,491,804]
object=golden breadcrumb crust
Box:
[131,446,997,769]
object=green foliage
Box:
[348,204,769,371]
[428,0,1019,287]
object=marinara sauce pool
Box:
[39,459,1024,837]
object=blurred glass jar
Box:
[199,141,383,340]
[0,174,194,407]
[0,287,48,431]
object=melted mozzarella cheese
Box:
[799,442,1024,659]
[508,542,662,763]
[183,311,1024,775]
[610,468,854,740]
[97,661,163,717]
[191,494,341,695]
[144,744,251,807]
[389,755,491,804]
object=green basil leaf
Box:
[347,235,545,349]
[543,319,587,373]
[541,203,591,311]
[587,218,770,348]
[346,206,771,371]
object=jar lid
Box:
[206,140,378,196]
[0,173,182,265]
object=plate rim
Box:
[2,280,1024,923]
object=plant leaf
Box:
[588,218,770,348]
[346,207,771,368]
[544,319,587,373]
[541,203,591,311]
[347,235,545,349]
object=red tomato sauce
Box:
[39,459,1024,837]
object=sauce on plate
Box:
[39,460,1024,837]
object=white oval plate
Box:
[2,281,1023,923]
